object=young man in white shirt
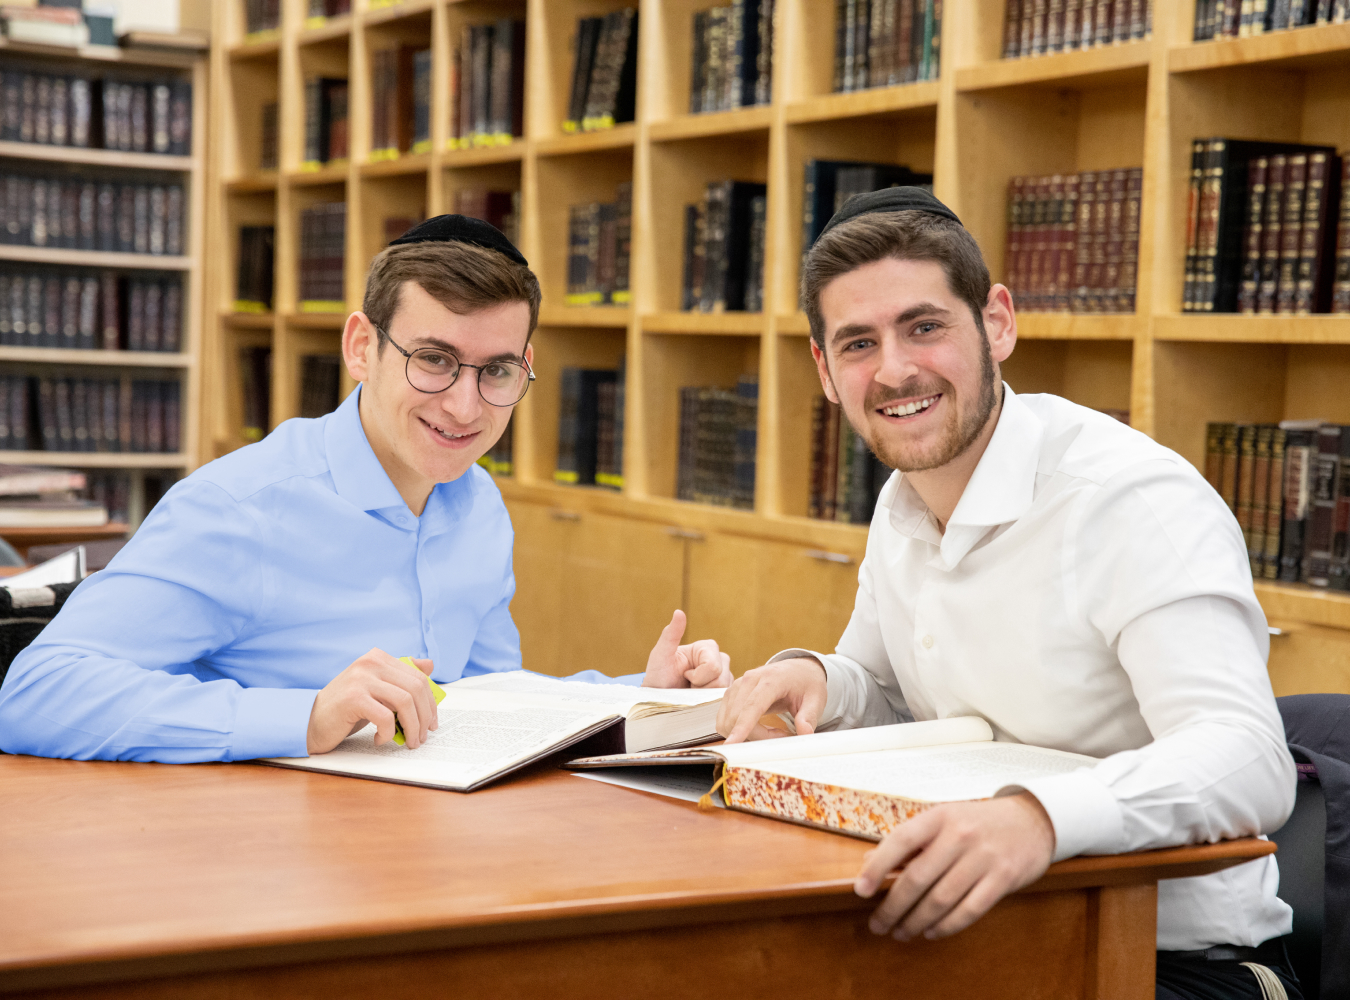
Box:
[713,188,1301,999]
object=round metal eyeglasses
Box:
[377,325,535,407]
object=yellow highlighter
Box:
[392,656,447,747]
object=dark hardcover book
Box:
[9,377,29,451]
[100,380,118,452]
[144,282,162,352]
[613,182,633,306]
[303,77,325,165]
[594,379,618,489]
[96,182,115,251]
[132,184,149,254]
[240,345,271,442]
[1279,427,1318,582]
[130,84,148,152]
[300,354,342,418]
[118,378,132,452]
[0,275,9,345]
[37,378,56,452]
[681,203,702,311]
[1249,425,1274,574]
[565,17,604,132]
[23,275,41,348]
[100,271,120,349]
[690,10,709,113]
[60,276,79,350]
[54,378,74,452]
[126,280,145,351]
[1328,429,1350,590]
[1237,157,1268,314]
[146,381,165,454]
[1275,153,1308,314]
[326,80,349,162]
[1294,150,1341,314]
[744,193,768,313]
[0,378,9,449]
[412,49,432,153]
[596,201,619,304]
[1219,421,1241,512]
[164,381,180,455]
[1181,139,1207,311]
[77,277,97,351]
[151,81,170,154]
[78,181,95,249]
[1236,424,1258,547]
[1258,154,1288,314]
[733,375,758,511]
[41,276,59,348]
[555,366,581,484]
[1334,159,1350,313]
[71,378,89,452]
[260,101,279,170]
[161,281,181,353]
[1305,424,1342,586]
[169,79,192,156]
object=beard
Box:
[855,332,999,474]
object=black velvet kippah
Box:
[819,186,962,238]
[387,214,529,267]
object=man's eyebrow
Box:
[408,336,524,363]
[830,322,875,346]
[828,303,955,346]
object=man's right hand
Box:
[306,649,439,754]
[714,656,829,743]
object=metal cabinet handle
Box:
[804,549,853,565]
[550,509,581,522]
[665,527,705,541]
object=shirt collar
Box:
[324,385,408,514]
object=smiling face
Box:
[343,280,532,512]
[813,257,1014,474]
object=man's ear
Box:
[810,339,840,405]
[524,342,534,368]
[984,284,1017,364]
[343,312,377,383]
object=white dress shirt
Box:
[775,386,1295,950]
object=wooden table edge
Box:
[0,838,1272,995]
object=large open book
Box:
[260,671,725,792]
[566,717,1097,841]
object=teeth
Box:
[882,395,937,417]
[427,420,471,439]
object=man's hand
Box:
[854,792,1056,941]
[715,656,828,743]
[642,610,732,689]
[306,649,439,754]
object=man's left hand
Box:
[642,610,732,688]
[854,791,1056,941]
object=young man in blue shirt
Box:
[0,217,728,762]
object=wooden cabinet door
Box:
[503,499,569,677]
[687,533,864,677]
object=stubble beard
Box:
[853,331,998,474]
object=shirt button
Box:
[921,635,934,649]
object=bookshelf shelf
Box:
[364,0,437,29]
[0,452,190,469]
[284,313,347,330]
[227,38,281,61]
[0,246,192,271]
[1153,316,1350,344]
[441,144,526,167]
[648,106,774,142]
[538,306,632,328]
[297,17,354,48]
[358,154,432,179]
[0,141,194,172]
[0,37,197,69]
[642,312,766,335]
[1015,313,1145,341]
[285,164,350,187]
[0,348,191,368]
[1169,22,1350,74]
[220,312,275,329]
[225,173,280,193]
[956,41,1153,92]
[1255,580,1350,630]
[535,124,639,158]
[785,82,941,125]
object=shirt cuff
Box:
[1001,767,1124,862]
[767,648,845,728]
[230,686,319,761]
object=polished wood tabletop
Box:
[0,752,1274,998]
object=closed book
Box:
[1279,426,1318,583]
[1275,153,1308,314]
[564,17,603,132]
[8,379,29,451]
[681,203,703,311]
[240,345,271,442]
[100,272,120,349]
[1219,422,1241,512]
[299,355,341,419]
[1235,424,1258,546]
[575,369,617,486]
[1258,154,1288,314]
[71,379,88,453]
[733,375,758,510]
[1328,429,1350,590]
[1237,157,1268,314]
[1304,424,1342,586]
[161,282,181,353]
[1294,150,1341,314]
[1333,158,1350,314]
[412,49,432,153]
[555,366,581,484]
[54,378,73,452]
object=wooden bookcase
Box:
[204,0,1350,693]
[0,38,207,529]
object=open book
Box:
[567,717,1097,841]
[260,671,725,793]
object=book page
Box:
[263,689,619,791]
[746,741,1097,803]
[451,671,725,715]
[715,716,995,767]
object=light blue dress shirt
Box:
[0,386,636,762]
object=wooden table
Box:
[0,753,1274,1000]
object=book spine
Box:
[1295,151,1337,314]
[1219,422,1240,512]
[1329,430,1350,590]
[1249,424,1273,574]
[1236,424,1258,547]
[1334,158,1350,313]
[809,395,827,519]
[1237,157,1268,314]
[1258,154,1287,314]
[1305,424,1342,586]
[1280,430,1316,582]
[1276,153,1308,314]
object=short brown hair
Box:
[362,240,541,349]
[801,210,991,349]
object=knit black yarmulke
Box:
[387,214,529,267]
[819,186,963,239]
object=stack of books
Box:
[451,21,524,149]
[0,174,185,256]
[371,46,431,160]
[1002,0,1152,57]
[1004,168,1143,314]
[565,183,632,307]
[835,0,941,93]
[681,180,767,313]
[1193,0,1346,40]
[1206,420,1350,590]
[234,226,275,313]
[244,0,281,38]
[563,9,639,133]
[555,365,625,490]
[675,376,757,510]
[0,271,177,352]
[1181,139,1350,314]
[801,159,933,255]
[240,345,271,443]
[477,418,513,477]
[0,376,179,454]
[0,465,106,528]
[808,398,892,524]
[302,78,349,168]
[299,355,341,420]
[298,203,345,312]
[689,1,775,114]
[452,189,519,247]
[1,6,89,47]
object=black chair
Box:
[1272,694,1350,1000]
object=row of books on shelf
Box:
[835,0,942,92]
[0,70,191,156]
[1001,0,1151,59]
[238,347,342,443]
[1183,140,1350,314]
[1193,0,1350,40]
[302,79,349,168]
[1,173,185,257]
[564,10,638,134]
[451,22,523,150]
[235,226,275,313]
[1208,420,1350,589]
[802,159,932,255]
[676,377,758,510]
[453,189,519,248]
[566,185,632,308]
[689,1,775,114]
[0,376,180,454]
[243,0,281,37]
[0,271,181,352]
[372,47,432,159]
[1005,168,1142,315]
[555,365,626,490]
[298,203,345,311]
[808,397,891,524]
[682,181,767,314]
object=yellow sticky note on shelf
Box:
[392,655,445,747]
